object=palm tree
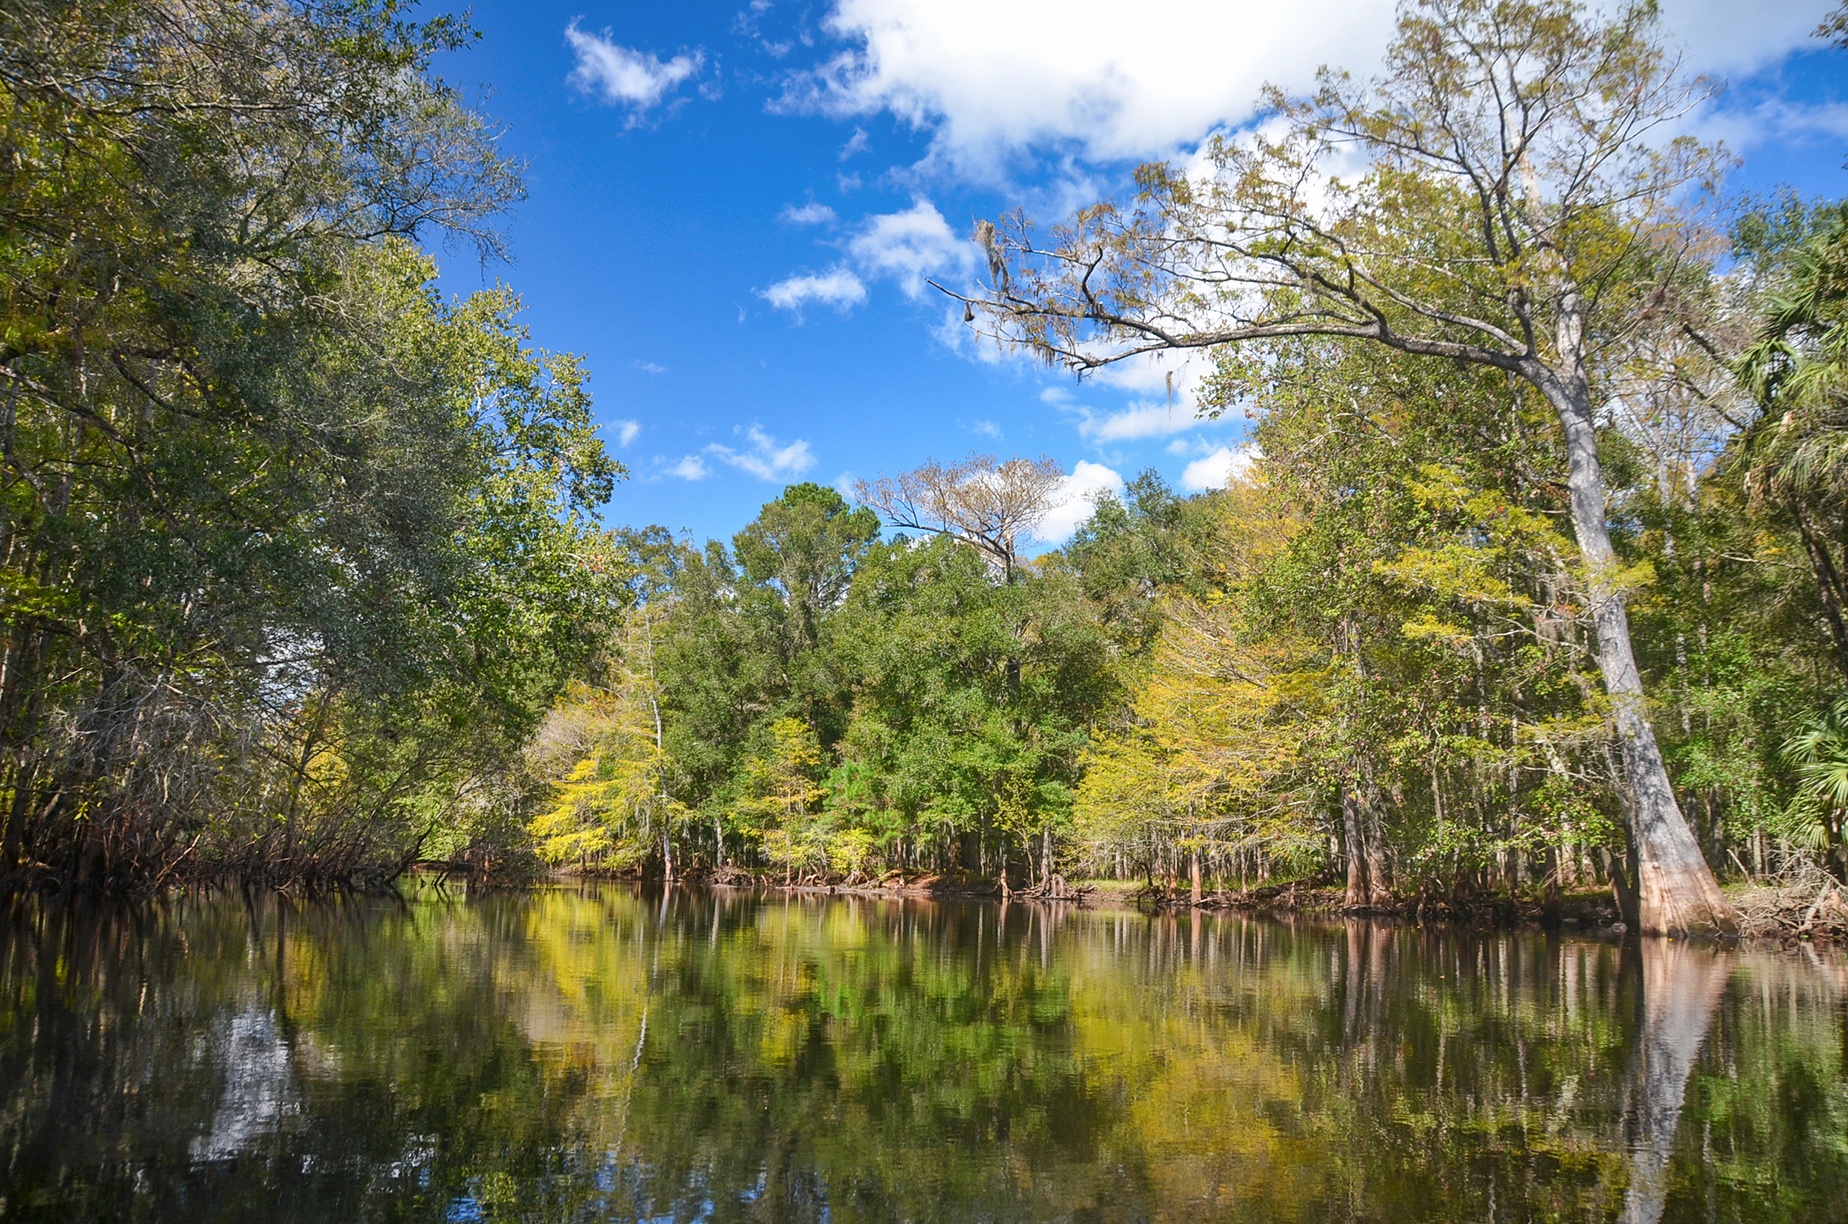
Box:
[1739,205,1848,679]
[1781,697,1848,880]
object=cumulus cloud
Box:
[781,202,838,224]
[1035,354,1224,447]
[1073,400,1220,444]
[707,426,817,481]
[1654,0,1826,73]
[787,0,1396,173]
[846,198,976,298]
[1036,460,1124,543]
[1699,95,1848,157]
[1181,444,1258,492]
[1085,351,1210,398]
[782,1,1822,177]
[762,268,868,312]
[566,24,703,114]
[669,454,711,481]
[612,419,642,446]
[767,197,974,312]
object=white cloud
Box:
[612,419,642,446]
[1036,460,1124,543]
[632,360,667,374]
[1089,351,1208,398]
[1698,95,1848,156]
[707,426,817,481]
[1653,0,1825,73]
[669,454,711,481]
[847,198,975,298]
[785,1,1823,178]
[791,0,1397,173]
[1039,387,1071,404]
[766,197,974,313]
[762,267,868,312]
[1181,444,1258,492]
[970,419,1002,439]
[1074,400,1217,444]
[928,299,1012,362]
[781,202,839,224]
[566,25,703,115]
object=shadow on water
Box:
[0,885,1843,1222]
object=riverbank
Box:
[529,865,1848,947]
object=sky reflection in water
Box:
[0,885,1845,1222]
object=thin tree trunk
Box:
[1341,780,1369,908]
[1361,770,1390,905]
[1791,501,1848,682]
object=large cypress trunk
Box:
[1545,382,1736,936]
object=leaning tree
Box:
[944,0,1738,934]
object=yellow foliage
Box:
[528,610,682,868]
[1076,479,1323,868]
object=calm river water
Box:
[0,885,1844,1222]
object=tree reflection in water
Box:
[0,886,1842,1222]
[1619,940,1733,1224]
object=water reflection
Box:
[1619,941,1733,1224]
[0,887,1843,1222]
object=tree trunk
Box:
[1790,500,1848,682]
[1364,810,1391,903]
[1341,781,1369,908]
[1189,847,1203,908]
[1542,383,1736,936]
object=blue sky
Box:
[431,0,1848,548]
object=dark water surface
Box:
[1,886,1845,1223]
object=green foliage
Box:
[1780,697,1848,865]
[0,0,619,888]
[529,488,1119,884]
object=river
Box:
[0,885,1843,1221]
